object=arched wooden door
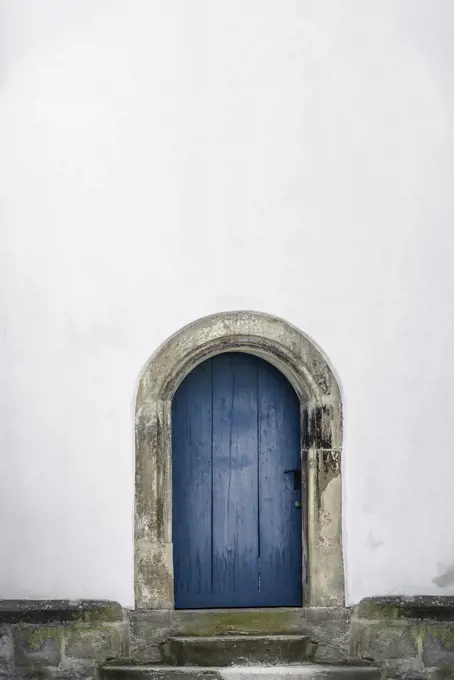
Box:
[172,352,302,608]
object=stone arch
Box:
[135,311,344,609]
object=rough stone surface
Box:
[348,597,454,676]
[0,600,124,625]
[0,625,14,677]
[422,624,454,667]
[100,666,381,680]
[171,608,309,636]
[307,621,351,665]
[21,661,98,680]
[426,668,454,680]
[130,610,173,663]
[0,600,128,678]
[160,635,313,667]
[357,598,454,622]
[6,596,454,679]
[64,623,129,661]
[129,608,352,664]
[384,672,428,680]
[14,625,62,667]
[349,621,419,663]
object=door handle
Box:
[294,501,303,509]
[284,469,302,491]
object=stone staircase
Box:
[101,634,380,679]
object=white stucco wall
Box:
[1,0,454,609]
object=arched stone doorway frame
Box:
[135,311,344,609]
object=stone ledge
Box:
[130,607,351,636]
[356,597,454,622]
[0,600,124,625]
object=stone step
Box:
[130,607,351,639]
[161,635,313,666]
[101,665,381,680]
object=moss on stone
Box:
[64,623,128,660]
[13,626,62,667]
[359,602,402,620]
[357,597,454,622]
[422,623,454,649]
[77,602,124,624]
[0,600,124,625]
[174,609,301,636]
[19,627,60,651]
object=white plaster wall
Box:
[1,0,454,609]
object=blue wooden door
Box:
[172,352,302,609]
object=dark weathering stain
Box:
[307,406,332,449]
[155,415,165,539]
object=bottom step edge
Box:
[101,665,381,677]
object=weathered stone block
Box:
[357,597,454,622]
[0,600,124,625]
[19,668,55,680]
[135,541,174,610]
[383,669,428,680]
[298,618,351,665]
[160,634,313,666]
[0,625,13,677]
[129,610,172,663]
[300,607,351,624]
[50,660,97,679]
[422,624,454,667]
[14,625,62,667]
[20,661,97,680]
[64,623,129,661]
[426,667,454,680]
[170,608,304,637]
[100,666,381,680]
[349,621,419,662]
[379,657,426,679]
[130,609,172,637]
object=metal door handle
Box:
[294,501,302,509]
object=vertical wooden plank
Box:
[172,359,213,608]
[258,359,302,606]
[212,353,259,605]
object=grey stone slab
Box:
[13,625,62,666]
[101,666,381,680]
[0,600,124,625]
[64,623,129,661]
[160,635,313,666]
[130,610,172,663]
[304,620,351,665]
[101,668,222,680]
[0,625,14,677]
[357,598,454,622]
[422,628,454,667]
[349,621,418,663]
[129,608,350,640]
[21,661,98,680]
[379,658,427,678]
[425,668,454,679]
[170,610,307,637]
